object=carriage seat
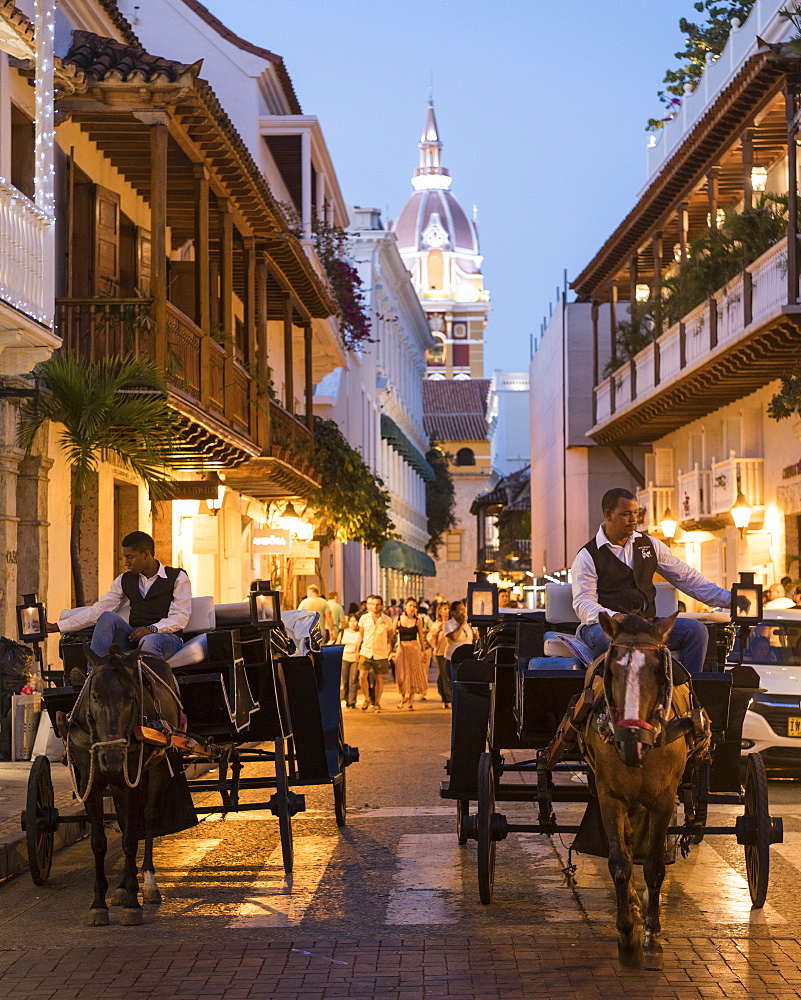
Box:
[544,582,679,626]
[59,595,216,633]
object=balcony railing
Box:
[710,452,763,515]
[0,180,53,327]
[636,484,675,534]
[166,303,202,401]
[678,465,712,522]
[594,237,790,428]
[268,399,313,454]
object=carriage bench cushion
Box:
[526,657,581,671]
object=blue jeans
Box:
[90,611,183,661]
[577,616,708,673]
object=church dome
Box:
[390,100,480,261]
[393,189,479,258]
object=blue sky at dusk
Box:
[203,0,691,373]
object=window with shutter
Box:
[644,453,656,486]
[654,446,673,486]
[700,539,721,584]
[93,185,120,295]
[740,409,762,457]
[701,424,721,468]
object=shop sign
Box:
[291,539,320,558]
[192,515,218,554]
[293,557,316,575]
[252,527,291,554]
[154,481,218,500]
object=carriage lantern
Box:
[730,572,763,627]
[249,580,281,629]
[467,572,499,625]
[17,593,47,643]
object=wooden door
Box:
[136,227,152,295]
[93,185,120,295]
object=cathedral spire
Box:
[412,100,452,191]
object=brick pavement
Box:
[2,934,801,1000]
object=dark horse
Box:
[582,612,710,971]
[65,646,182,926]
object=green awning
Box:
[380,414,435,482]
[379,539,437,577]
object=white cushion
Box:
[543,632,574,657]
[186,596,215,632]
[60,605,130,623]
[545,584,578,623]
[654,582,678,617]
[167,634,207,668]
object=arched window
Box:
[427,332,445,366]
[455,447,475,467]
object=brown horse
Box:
[582,612,709,971]
[65,647,182,926]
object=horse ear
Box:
[598,612,618,638]
[112,645,140,670]
[84,644,105,667]
[656,610,680,642]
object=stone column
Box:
[16,453,53,602]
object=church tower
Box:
[392,102,489,378]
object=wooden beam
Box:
[193,165,210,333]
[150,118,168,371]
[303,321,314,431]
[611,446,645,489]
[787,81,799,306]
[284,294,294,416]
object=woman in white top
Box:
[337,613,361,709]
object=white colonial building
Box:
[315,206,434,606]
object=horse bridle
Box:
[603,638,674,761]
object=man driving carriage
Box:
[571,488,732,672]
[46,530,192,683]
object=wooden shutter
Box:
[644,453,656,486]
[700,539,721,583]
[93,184,120,295]
[740,409,762,457]
[136,227,152,295]
[654,446,673,486]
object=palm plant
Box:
[18,354,176,606]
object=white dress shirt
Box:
[571,526,731,625]
[58,562,192,634]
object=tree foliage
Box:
[647,1,756,131]
[309,416,394,550]
[18,354,176,605]
[425,445,456,556]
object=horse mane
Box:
[615,614,662,641]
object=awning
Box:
[379,539,437,577]
[380,414,435,481]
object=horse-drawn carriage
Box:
[21,581,358,912]
[442,577,784,969]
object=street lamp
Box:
[16,593,47,685]
[660,508,677,545]
[730,490,753,538]
[467,571,498,625]
[751,166,768,193]
[278,500,303,534]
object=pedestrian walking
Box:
[337,613,361,709]
[358,595,395,712]
[444,600,477,670]
[298,584,335,642]
[327,591,346,639]
[394,599,428,710]
[427,601,454,707]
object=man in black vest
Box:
[571,488,732,672]
[47,530,192,667]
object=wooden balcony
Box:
[636,485,674,534]
[710,453,763,516]
[678,465,713,524]
[591,237,801,445]
[0,179,53,329]
[54,296,311,495]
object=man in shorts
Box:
[358,594,395,712]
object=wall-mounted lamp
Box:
[635,283,650,303]
[751,166,768,193]
[731,490,753,538]
[206,485,224,513]
[660,508,677,544]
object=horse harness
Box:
[57,658,185,804]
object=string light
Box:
[34,0,56,217]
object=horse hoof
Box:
[617,944,642,969]
[87,908,109,927]
[119,908,143,926]
[142,888,162,906]
[642,948,664,971]
[109,888,126,906]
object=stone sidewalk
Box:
[1,934,800,1000]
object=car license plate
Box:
[788,717,801,738]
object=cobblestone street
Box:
[2,684,801,999]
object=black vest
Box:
[121,565,183,631]
[583,534,658,619]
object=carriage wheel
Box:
[274,737,294,875]
[744,752,770,908]
[23,756,57,886]
[333,770,347,828]
[456,800,470,845]
[476,753,497,905]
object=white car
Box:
[734,608,801,775]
